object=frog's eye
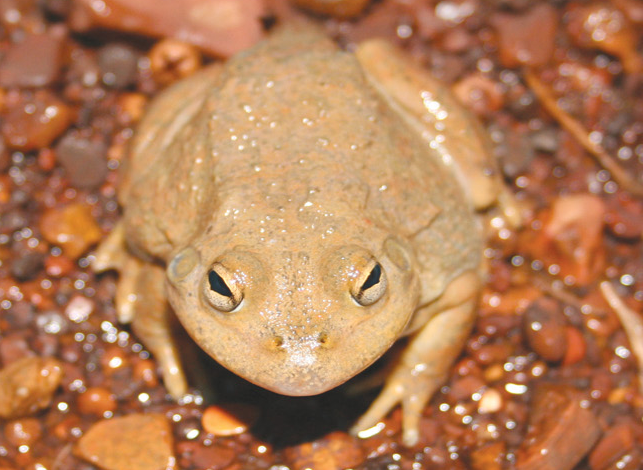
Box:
[351,261,387,306]
[203,264,243,312]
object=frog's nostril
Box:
[271,336,284,350]
[318,331,331,348]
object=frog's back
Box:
[121,26,481,299]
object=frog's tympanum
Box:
[94,25,518,445]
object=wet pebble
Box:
[201,403,257,437]
[284,432,365,470]
[44,254,75,278]
[0,356,63,419]
[69,0,266,58]
[523,298,568,362]
[515,385,602,470]
[177,441,235,470]
[0,27,67,88]
[588,422,634,470]
[470,441,505,470]
[1,91,73,151]
[491,3,558,68]
[566,2,642,74]
[97,43,140,89]
[562,326,586,366]
[74,413,174,470]
[55,132,108,189]
[148,39,202,86]
[4,418,42,447]
[292,0,371,18]
[39,203,102,259]
[77,387,117,417]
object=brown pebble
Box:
[116,92,148,124]
[4,418,42,447]
[470,441,505,470]
[148,39,202,86]
[515,384,602,470]
[100,346,130,374]
[201,404,257,436]
[40,203,102,259]
[566,2,642,74]
[588,422,634,470]
[562,326,586,366]
[74,413,174,470]
[292,0,371,18]
[452,73,504,116]
[0,356,63,419]
[491,3,558,68]
[523,298,567,362]
[55,131,108,190]
[284,432,365,470]
[132,359,158,388]
[449,375,485,402]
[10,251,44,281]
[44,254,75,278]
[0,27,67,88]
[1,90,73,151]
[77,387,117,417]
[183,442,235,470]
[69,0,266,58]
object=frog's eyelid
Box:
[351,261,387,307]
[203,264,243,312]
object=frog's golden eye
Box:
[351,261,387,306]
[203,264,243,312]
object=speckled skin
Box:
[94,26,515,445]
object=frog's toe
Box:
[351,382,403,437]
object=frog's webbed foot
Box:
[93,222,187,399]
[351,272,479,446]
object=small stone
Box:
[562,326,586,366]
[478,388,503,414]
[185,443,235,470]
[75,413,175,470]
[515,385,602,470]
[148,39,202,86]
[588,422,634,470]
[77,387,117,417]
[97,43,140,89]
[292,0,371,18]
[491,3,558,68]
[201,404,257,436]
[0,27,67,87]
[44,254,75,278]
[284,432,365,470]
[523,298,568,362]
[0,356,63,419]
[40,203,102,259]
[4,418,43,447]
[1,90,73,151]
[55,132,108,189]
[69,0,266,58]
[470,441,505,470]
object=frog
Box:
[93,24,519,446]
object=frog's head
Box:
[165,225,420,396]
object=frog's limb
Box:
[93,222,187,398]
[355,40,521,229]
[351,270,480,446]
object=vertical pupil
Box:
[208,270,233,297]
[361,263,381,291]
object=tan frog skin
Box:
[94,25,519,446]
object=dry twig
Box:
[524,69,643,198]
[600,280,643,392]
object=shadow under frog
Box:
[94,24,519,446]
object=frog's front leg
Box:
[351,271,480,446]
[94,223,187,399]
